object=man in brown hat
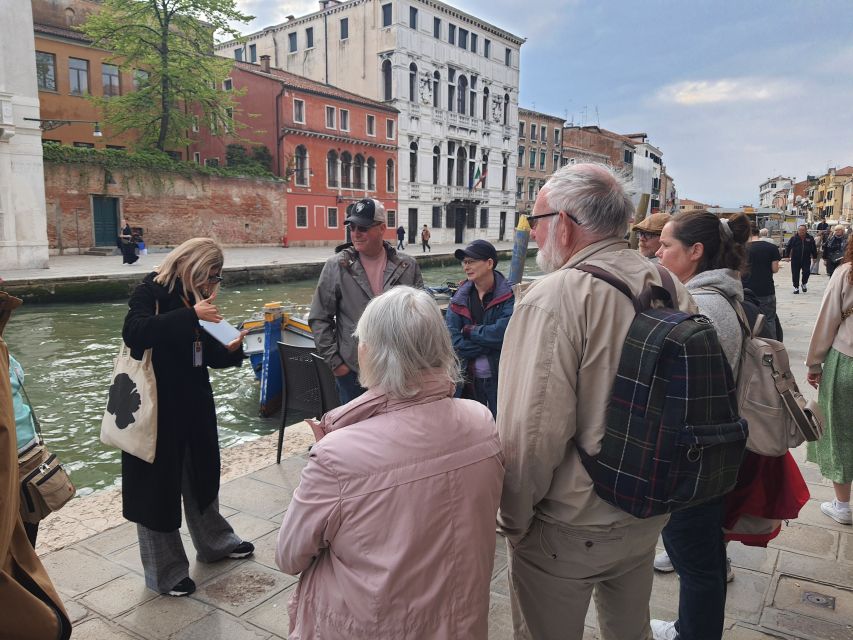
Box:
[632,212,672,263]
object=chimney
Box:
[260,55,271,73]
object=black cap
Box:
[454,240,498,267]
[345,199,386,227]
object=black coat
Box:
[784,233,817,262]
[121,273,243,532]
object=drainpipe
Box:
[323,11,329,84]
[275,82,286,177]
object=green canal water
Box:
[4,264,482,495]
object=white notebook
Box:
[199,319,241,346]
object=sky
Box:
[232,0,853,207]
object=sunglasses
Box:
[525,211,580,230]
[207,274,223,284]
[347,222,380,233]
[636,231,661,240]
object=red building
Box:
[190,57,399,246]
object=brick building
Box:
[190,59,399,246]
[561,125,636,176]
[515,107,565,218]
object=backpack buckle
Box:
[687,445,702,463]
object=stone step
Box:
[83,247,118,256]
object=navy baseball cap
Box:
[454,240,498,267]
[345,199,387,226]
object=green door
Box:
[92,196,119,247]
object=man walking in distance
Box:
[497,163,695,640]
[742,223,782,339]
[784,224,817,294]
[310,199,423,403]
[631,212,671,263]
[396,224,406,250]
[421,224,432,252]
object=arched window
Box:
[457,75,467,114]
[409,142,418,183]
[341,151,352,189]
[294,145,308,186]
[381,59,392,101]
[367,157,376,190]
[326,150,338,188]
[409,63,417,102]
[386,159,395,192]
[432,146,440,185]
[353,154,365,189]
[455,146,467,187]
[482,87,489,120]
[432,71,440,108]
[503,93,509,126]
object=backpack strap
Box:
[576,263,677,313]
[575,264,643,313]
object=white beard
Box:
[535,232,568,273]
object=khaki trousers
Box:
[507,515,666,640]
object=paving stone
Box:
[244,585,296,638]
[64,598,89,624]
[117,595,212,639]
[219,477,294,519]
[776,551,853,589]
[39,547,128,597]
[80,521,139,556]
[771,575,853,626]
[722,624,792,639]
[250,528,282,571]
[194,561,296,616]
[649,571,680,622]
[769,522,840,559]
[761,606,853,640]
[171,611,271,640]
[728,543,778,575]
[795,499,853,534]
[724,569,772,624]
[226,511,281,542]
[491,566,509,597]
[839,532,853,563]
[109,543,144,576]
[804,481,838,502]
[80,573,159,618]
[492,552,508,580]
[72,618,145,640]
[487,592,514,640]
[249,457,308,493]
[799,464,832,485]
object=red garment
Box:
[724,451,810,546]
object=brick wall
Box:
[44,163,287,252]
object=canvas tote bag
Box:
[100,303,158,462]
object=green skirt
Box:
[807,347,853,484]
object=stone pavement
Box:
[33,262,853,639]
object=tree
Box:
[81,0,253,151]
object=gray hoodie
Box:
[687,268,745,377]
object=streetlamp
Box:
[23,118,102,137]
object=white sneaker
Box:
[654,551,675,573]
[793,287,799,294]
[651,619,678,640]
[821,500,853,525]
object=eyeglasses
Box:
[636,231,661,241]
[207,274,223,284]
[347,222,379,233]
[525,211,580,230]
[461,258,484,266]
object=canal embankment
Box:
[1,242,533,303]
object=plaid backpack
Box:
[576,264,748,519]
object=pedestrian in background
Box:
[806,238,853,526]
[277,286,503,639]
[784,224,817,294]
[497,163,695,640]
[309,199,423,404]
[121,237,252,598]
[396,224,406,250]
[421,224,432,252]
[632,212,671,263]
[742,223,782,340]
[824,225,847,277]
[445,240,514,418]
[118,218,139,265]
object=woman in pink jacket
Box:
[276,286,504,639]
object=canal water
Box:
[4,263,487,495]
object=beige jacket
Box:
[807,262,853,373]
[496,239,696,539]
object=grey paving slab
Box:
[117,595,212,640]
[724,569,773,625]
[249,456,308,492]
[39,547,128,597]
[249,528,283,571]
[804,481,837,503]
[768,522,840,560]
[226,511,282,542]
[776,551,853,589]
[79,573,159,619]
[219,476,294,519]
[72,618,146,640]
[760,606,853,640]
[795,500,853,534]
[486,592,515,640]
[80,521,140,557]
[839,532,853,563]
[64,598,89,625]
[243,585,296,638]
[193,561,297,617]
[728,543,779,575]
[491,566,509,598]
[649,571,681,622]
[771,575,853,627]
[171,610,272,640]
[723,625,794,639]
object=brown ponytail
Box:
[669,210,749,274]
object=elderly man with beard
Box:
[496,163,696,640]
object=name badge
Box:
[193,340,203,367]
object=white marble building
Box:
[0,0,49,269]
[217,0,524,245]
[759,176,794,209]
[625,134,663,216]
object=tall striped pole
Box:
[507,215,531,285]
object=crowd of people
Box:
[2,162,852,640]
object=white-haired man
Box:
[497,163,696,640]
[309,198,423,404]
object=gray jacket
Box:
[687,268,744,378]
[308,241,423,373]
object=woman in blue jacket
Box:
[445,240,514,418]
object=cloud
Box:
[656,78,791,106]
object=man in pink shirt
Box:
[309,199,423,403]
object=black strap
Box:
[575,264,643,313]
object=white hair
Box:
[758,228,769,237]
[354,287,461,399]
[544,163,634,238]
